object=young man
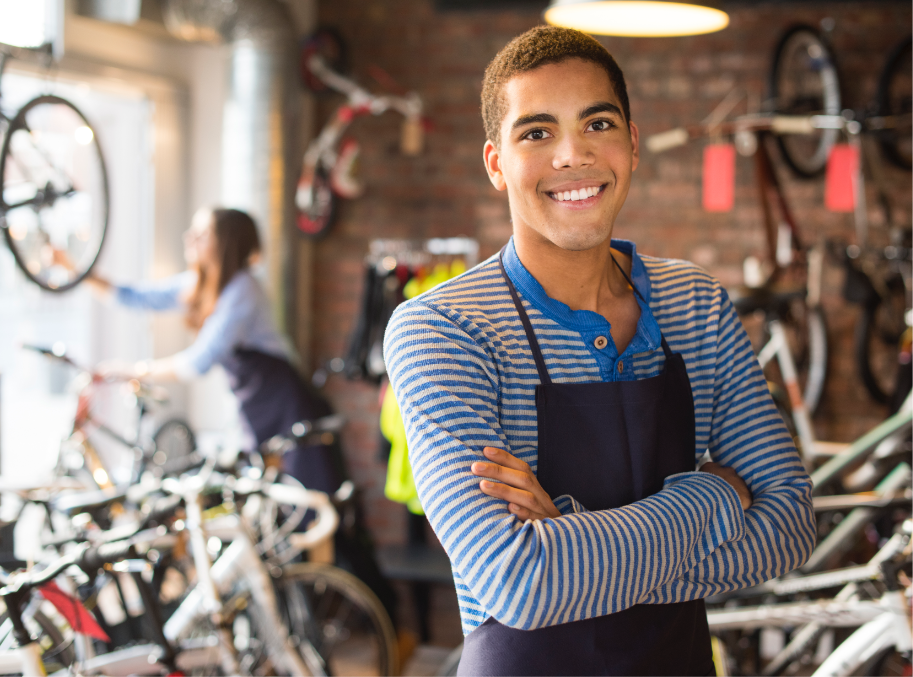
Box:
[384,26,815,676]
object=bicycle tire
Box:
[769,25,842,178]
[0,607,76,675]
[296,168,337,238]
[0,95,109,292]
[876,35,912,171]
[864,646,911,676]
[762,301,829,416]
[300,28,349,95]
[855,276,909,407]
[151,418,197,476]
[436,643,462,677]
[278,561,398,677]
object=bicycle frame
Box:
[709,520,913,677]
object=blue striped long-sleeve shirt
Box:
[383,237,815,635]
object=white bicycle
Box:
[707,518,912,676]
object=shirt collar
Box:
[502,236,661,352]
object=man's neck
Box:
[513,232,632,315]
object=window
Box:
[0,70,154,484]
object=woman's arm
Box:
[384,300,747,631]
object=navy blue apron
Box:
[225,348,344,495]
[457,251,714,676]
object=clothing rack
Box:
[366,237,479,270]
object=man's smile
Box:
[544,182,606,205]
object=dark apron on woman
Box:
[457,251,714,676]
[225,348,344,495]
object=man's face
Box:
[483,58,639,252]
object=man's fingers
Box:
[479,480,542,514]
[471,461,533,490]
[482,447,530,472]
[508,504,548,522]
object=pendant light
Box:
[544,0,729,37]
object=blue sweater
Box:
[383,237,815,635]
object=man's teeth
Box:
[552,186,600,202]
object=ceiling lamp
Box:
[544,1,729,37]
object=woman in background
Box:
[89,206,342,494]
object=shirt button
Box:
[617,361,624,374]
[594,336,608,349]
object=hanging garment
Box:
[380,383,423,515]
[457,250,715,677]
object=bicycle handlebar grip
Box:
[645,128,689,153]
[79,540,134,572]
[266,483,339,552]
[771,116,816,134]
[401,116,423,156]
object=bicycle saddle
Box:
[729,284,808,316]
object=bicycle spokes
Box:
[1,95,108,292]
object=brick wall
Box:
[302,0,911,548]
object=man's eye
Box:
[525,129,549,141]
[588,120,615,132]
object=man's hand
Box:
[471,447,561,521]
[700,462,752,511]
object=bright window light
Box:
[75,125,94,145]
[0,0,58,49]
[545,1,730,37]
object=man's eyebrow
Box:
[510,112,558,131]
[578,102,624,121]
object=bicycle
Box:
[706,517,912,676]
[23,343,197,488]
[295,29,425,238]
[0,45,109,293]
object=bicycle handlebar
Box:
[645,113,871,154]
[261,414,346,455]
[0,539,135,597]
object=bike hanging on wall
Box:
[295,28,426,238]
[0,44,110,293]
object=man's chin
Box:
[545,229,611,253]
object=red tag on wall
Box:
[825,143,858,212]
[702,144,736,212]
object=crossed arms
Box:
[383,292,815,630]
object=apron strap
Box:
[499,248,552,385]
[610,253,674,360]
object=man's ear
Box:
[483,140,507,191]
[629,121,640,172]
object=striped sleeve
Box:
[384,299,748,631]
[642,289,815,602]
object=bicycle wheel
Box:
[856,274,909,407]
[300,28,349,94]
[876,36,912,170]
[0,607,76,675]
[864,646,912,676]
[769,25,842,177]
[436,643,463,677]
[296,167,336,238]
[278,562,398,677]
[0,95,109,292]
[151,418,197,476]
[769,302,828,416]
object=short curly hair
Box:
[481,25,630,147]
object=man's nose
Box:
[552,132,594,170]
